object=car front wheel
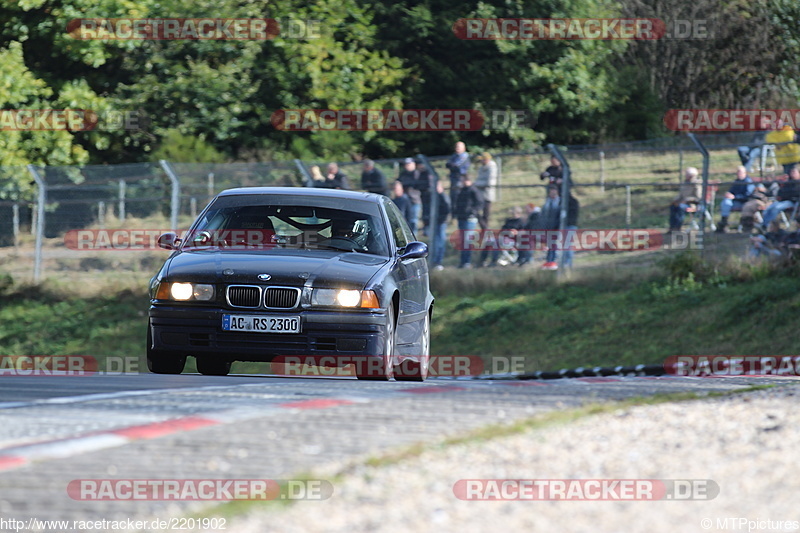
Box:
[146,328,186,375]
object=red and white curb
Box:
[0,385,470,473]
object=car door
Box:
[383,199,427,350]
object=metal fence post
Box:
[496,155,502,201]
[417,154,440,265]
[293,160,313,187]
[599,151,605,193]
[207,172,215,200]
[687,133,709,250]
[118,179,126,222]
[159,160,181,230]
[98,201,106,228]
[547,144,571,278]
[12,203,19,248]
[625,186,632,228]
[26,164,45,283]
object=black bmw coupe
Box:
[147,187,433,381]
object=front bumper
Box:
[148,304,387,361]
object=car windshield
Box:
[182,194,390,257]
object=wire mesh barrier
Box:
[0,132,791,283]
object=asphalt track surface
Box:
[0,373,795,531]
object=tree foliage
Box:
[0,0,798,172]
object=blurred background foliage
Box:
[0,0,798,172]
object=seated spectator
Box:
[516,204,541,266]
[480,206,524,267]
[716,166,755,233]
[740,183,770,232]
[361,159,389,196]
[750,220,788,258]
[318,163,350,190]
[761,164,800,230]
[474,152,498,230]
[765,121,800,175]
[391,180,413,227]
[669,167,702,232]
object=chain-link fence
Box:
[1,132,777,283]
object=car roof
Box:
[217,187,381,203]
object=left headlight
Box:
[153,281,215,301]
[307,288,380,309]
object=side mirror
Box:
[157,232,181,250]
[399,241,428,260]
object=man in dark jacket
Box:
[361,159,388,196]
[453,176,483,268]
[446,141,470,204]
[429,180,451,270]
[318,162,350,190]
[391,180,414,228]
[398,157,426,232]
[717,166,754,232]
[761,164,800,229]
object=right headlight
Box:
[306,288,380,308]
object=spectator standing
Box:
[318,163,350,190]
[361,159,389,196]
[310,165,325,187]
[562,193,580,269]
[761,164,800,229]
[446,141,470,204]
[474,152,498,230]
[398,157,425,232]
[669,167,702,231]
[429,180,451,271]
[453,175,483,268]
[716,166,755,233]
[540,156,563,186]
[392,180,414,227]
[539,185,561,270]
[765,121,800,175]
[415,155,434,235]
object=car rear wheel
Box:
[196,356,232,376]
[146,328,186,375]
[394,312,430,382]
[357,305,395,381]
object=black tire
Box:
[357,305,395,381]
[196,357,232,376]
[146,328,186,375]
[394,312,430,382]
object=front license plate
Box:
[222,315,301,333]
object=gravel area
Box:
[231,385,800,533]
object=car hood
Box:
[164,250,390,290]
